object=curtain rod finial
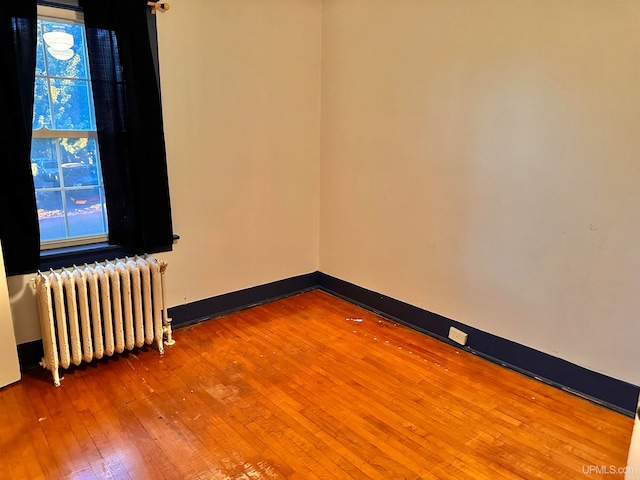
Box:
[148,1,170,14]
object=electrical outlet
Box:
[448,326,468,346]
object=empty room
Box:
[1,0,639,478]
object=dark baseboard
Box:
[317,272,640,417]
[17,340,44,372]
[17,270,639,416]
[168,271,320,328]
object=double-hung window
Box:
[32,5,108,249]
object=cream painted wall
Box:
[320,0,640,385]
[155,0,320,302]
[8,0,321,344]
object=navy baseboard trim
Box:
[317,272,640,417]
[168,271,320,328]
[17,340,44,372]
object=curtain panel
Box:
[81,0,173,253]
[0,1,40,276]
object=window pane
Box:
[59,138,100,187]
[31,139,60,189]
[36,191,66,241]
[65,188,107,237]
[50,79,94,130]
[61,162,98,187]
[58,137,100,174]
[40,21,88,79]
[33,78,52,130]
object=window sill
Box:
[38,234,179,272]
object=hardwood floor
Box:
[0,290,633,479]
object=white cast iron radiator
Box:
[34,255,175,386]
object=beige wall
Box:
[320,0,640,385]
[156,0,321,301]
[9,0,321,344]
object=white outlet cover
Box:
[448,326,468,346]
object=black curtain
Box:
[81,0,173,253]
[0,1,40,275]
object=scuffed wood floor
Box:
[0,290,633,479]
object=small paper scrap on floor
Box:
[346,317,363,322]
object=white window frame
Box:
[35,5,108,250]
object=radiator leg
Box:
[40,358,62,387]
[52,370,62,387]
[163,320,176,346]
